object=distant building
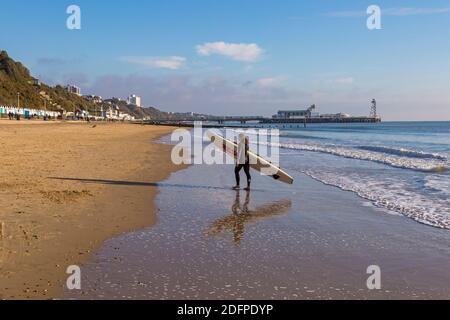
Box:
[66,85,81,96]
[319,113,350,119]
[102,105,134,121]
[103,105,120,119]
[127,94,142,107]
[119,112,135,121]
[84,95,103,104]
[30,77,41,86]
[274,105,316,119]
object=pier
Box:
[261,116,381,124]
[142,103,382,126]
[141,115,381,127]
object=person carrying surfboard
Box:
[233,133,252,191]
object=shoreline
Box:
[3,122,450,300]
[0,122,184,299]
[65,149,450,300]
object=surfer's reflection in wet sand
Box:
[205,191,292,245]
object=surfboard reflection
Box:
[205,191,292,245]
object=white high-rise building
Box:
[128,94,142,107]
[66,84,81,96]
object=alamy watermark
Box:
[66,5,81,30]
[367,5,382,30]
[66,265,81,290]
[65,4,381,31]
[366,265,381,290]
[171,122,280,176]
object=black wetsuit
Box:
[235,143,251,186]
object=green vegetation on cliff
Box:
[0,50,101,112]
[0,50,210,120]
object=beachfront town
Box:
[0,83,144,122]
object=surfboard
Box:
[206,131,294,185]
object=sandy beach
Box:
[2,122,450,300]
[2,0,450,308]
[63,135,450,300]
[0,121,182,299]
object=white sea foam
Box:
[269,142,449,172]
[356,145,448,160]
[303,170,450,230]
[425,175,450,197]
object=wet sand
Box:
[0,121,182,299]
[65,149,450,300]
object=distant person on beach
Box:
[233,133,251,191]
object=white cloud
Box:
[196,42,264,62]
[328,6,450,17]
[120,56,186,70]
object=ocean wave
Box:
[357,145,448,160]
[268,142,449,172]
[303,170,450,230]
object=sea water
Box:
[253,121,450,229]
[65,122,450,299]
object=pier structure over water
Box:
[205,116,265,124]
[142,115,381,127]
[142,103,381,126]
[261,116,381,124]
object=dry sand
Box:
[0,121,180,299]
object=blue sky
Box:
[1,0,449,120]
